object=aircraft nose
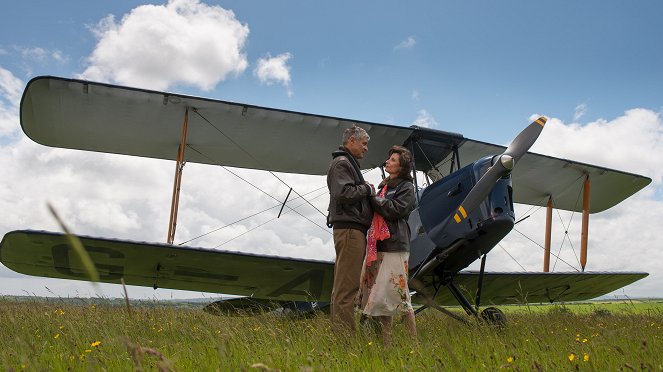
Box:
[500,154,514,171]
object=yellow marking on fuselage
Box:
[454,214,461,223]
[459,206,467,218]
[535,117,547,127]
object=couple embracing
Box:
[327,125,417,344]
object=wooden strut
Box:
[543,196,553,272]
[167,108,189,244]
[580,175,591,271]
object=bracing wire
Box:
[214,189,330,248]
[191,108,327,218]
[497,243,527,271]
[177,183,329,245]
[186,144,331,236]
[511,227,580,271]
[551,174,585,271]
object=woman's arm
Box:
[371,182,415,220]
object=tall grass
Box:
[1,297,661,370]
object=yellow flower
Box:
[583,353,589,362]
[90,341,101,347]
[85,349,92,353]
[368,342,373,346]
[53,333,60,339]
[568,353,576,362]
[507,356,514,363]
[582,338,588,343]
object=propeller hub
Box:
[500,154,514,171]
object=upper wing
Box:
[0,230,334,301]
[415,271,649,306]
[452,139,652,213]
[21,76,413,175]
[21,76,650,212]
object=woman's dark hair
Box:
[389,145,413,180]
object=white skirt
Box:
[358,251,413,316]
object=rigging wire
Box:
[191,108,327,218]
[551,174,585,271]
[177,183,328,245]
[497,243,527,271]
[511,227,580,272]
[180,143,378,246]
[207,168,377,247]
[186,144,331,235]
[178,203,281,245]
[213,189,330,248]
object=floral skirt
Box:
[357,251,413,316]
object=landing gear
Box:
[480,306,507,327]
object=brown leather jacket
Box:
[327,147,373,232]
[371,177,415,252]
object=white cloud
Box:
[530,109,663,185]
[573,103,588,122]
[0,66,24,104]
[411,109,438,128]
[0,66,22,137]
[17,47,67,65]
[253,52,293,97]
[394,36,416,50]
[79,0,249,91]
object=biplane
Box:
[0,76,651,323]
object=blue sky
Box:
[1,0,662,299]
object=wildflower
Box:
[507,356,514,363]
[568,353,576,362]
[85,349,92,353]
[59,326,64,330]
[409,350,414,354]
[368,342,373,346]
[91,341,101,347]
[54,333,60,339]
[583,353,589,362]
[582,338,588,343]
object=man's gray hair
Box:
[342,125,370,144]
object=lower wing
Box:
[1,230,647,305]
[0,230,334,301]
[417,271,648,306]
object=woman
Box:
[358,145,417,345]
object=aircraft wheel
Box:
[480,307,506,327]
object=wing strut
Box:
[167,107,189,244]
[543,196,553,272]
[580,175,590,271]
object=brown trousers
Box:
[331,228,366,335]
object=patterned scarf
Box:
[366,184,390,266]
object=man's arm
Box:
[329,160,372,202]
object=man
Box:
[327,125,374,335]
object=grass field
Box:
[1,297,662,371]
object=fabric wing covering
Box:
[21,76,650,213]
[0,231,647,305]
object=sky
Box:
[1,0,662,300]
